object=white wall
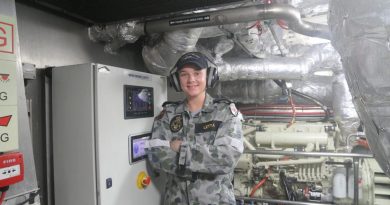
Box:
[16,3,145,70]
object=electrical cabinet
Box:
[52,63,166,205]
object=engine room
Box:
[0,0,389,205]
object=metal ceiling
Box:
[19,0,246,24]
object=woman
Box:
[147,52,243,205]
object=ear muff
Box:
[206,66,219,88]
[168,68,182,92]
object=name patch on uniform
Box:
[170,115,183,133]
[195,121,222,133]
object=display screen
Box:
[124,85,154,119]
[129,133,151,164]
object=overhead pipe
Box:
[89,3,330,52]
[144,4,330,39]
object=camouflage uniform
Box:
[147,94,243,205]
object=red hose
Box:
[249,176,269,197]
[0,191,6,205]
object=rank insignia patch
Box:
[170,115,183,133]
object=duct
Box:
[291,0,329,17]
[142,28,203,76]
[208,79,283,104]
[145,4,330,40]
[88,21,144,54]
[212,36,235,63]
[208,43,338,104]
[209,75,334,105]
[332,72,360,145]
[217,43,336,81]
[329,0,390,176]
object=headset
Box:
[168,52,219,92]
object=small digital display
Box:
[129,133,151,164]
[124,85,154,119]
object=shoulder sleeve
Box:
[146,107,179,174]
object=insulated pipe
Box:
[144,4,330,39]
[216,43,337,81]
[255,132,328,146]
[255,157,326,167]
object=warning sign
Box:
[0,21,14,54]
[0,15,18,152]
[0,106,18,151]
[0,60,17,106]
[0,15,16,61]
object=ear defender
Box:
[168,69,182,92]
[206,66,219,89]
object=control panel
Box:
[124,85,154,119]
[129,133,151,164]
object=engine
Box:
[233,120,386,205]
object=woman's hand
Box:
[170,140,182,152]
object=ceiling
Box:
[19,0,245,24]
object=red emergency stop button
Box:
[136,171,151,189]
[142,175,151,186]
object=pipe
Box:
[332,72,360,144]
[235,196,333,205]
[353,157,359,205]
[255,157,326,168]
[255,132,328,146]
[242,137,287,159]
[216,43,336,81]
[244,150,374,158]
[144,4,330,39]
[88,3,330,55]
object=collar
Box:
[174,93,215,114]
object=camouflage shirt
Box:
[147,94,243,205]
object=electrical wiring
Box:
[273,79,330,121]
[286,94,296,128]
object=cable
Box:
[0,186,9,205]
[273,80,330,121]
[286,94,296,128]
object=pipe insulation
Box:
[329,0,390,176]
[217,43,336,81]
[142,28,204,76]
[332,72,360,145]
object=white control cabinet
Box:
[52,63,166,205]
